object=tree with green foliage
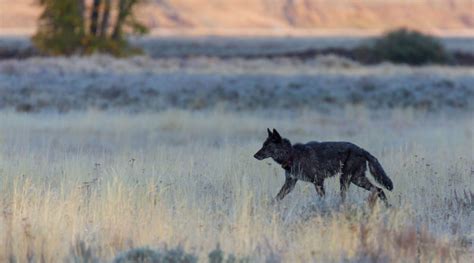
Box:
[33,0,148,56]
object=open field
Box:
[0,33,473,262]
[1,54,473,113]
[0,109,473,262]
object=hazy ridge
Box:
[1,0,473,35]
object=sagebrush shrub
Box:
[371,28,451,65]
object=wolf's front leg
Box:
[275,177,297,201]
[313,180,325,197]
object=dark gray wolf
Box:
[254,129,393,205]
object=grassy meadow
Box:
[0,109,472,262]
[0,32,473,262]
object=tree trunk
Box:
[100,0,112,37]
[112,0,127,40]
[77,0,86,34]
[112,0,139,40]
[77,0,85,19]
[90,0,102,35]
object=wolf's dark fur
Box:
[254,128,393,205]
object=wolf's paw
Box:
[269,198,277,206]
[268,197,283,207]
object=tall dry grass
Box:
[0,109,472,262]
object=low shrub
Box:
[366,28,452,65]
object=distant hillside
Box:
[0,0,473,35]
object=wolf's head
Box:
[254,128,292,163]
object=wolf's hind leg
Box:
[339,172,352,203]
[340,160,364,203]
[351,175,389,206]
[276,177,297,201]
[339,151,362,203]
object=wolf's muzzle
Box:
[254,152,265,160]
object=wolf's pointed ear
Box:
[272,128,282,141]
[267,128,272,137]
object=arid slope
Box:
[0,0,473,35]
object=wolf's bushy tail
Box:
[364,151,393,191]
